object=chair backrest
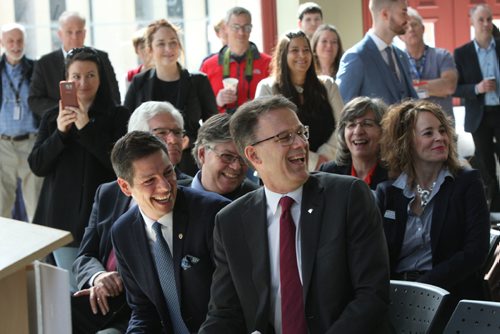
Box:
[52,246,80,292]
[443,299,500,334]
[389,280,449,334]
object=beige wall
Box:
[278,0,365,49]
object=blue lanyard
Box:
[408,46,428,81]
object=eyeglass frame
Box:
[229,24,253,33]
[207,145,246,166]
[250,125,309,147]
[345,119,379,130]
[151,127,186,139]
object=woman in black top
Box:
[124,19,218,175]
[28,48,129,245]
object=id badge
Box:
[13,104,21,120]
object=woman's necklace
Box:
[416,182,435,207]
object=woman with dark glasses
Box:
[28,47,129,246]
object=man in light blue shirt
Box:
[0,23,42,221]
[454,4,500,210]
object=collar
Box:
[393,168,454,198]
[191,171,206,192]
[474,37,495,52]
[217,42,261,64]
[264,185,303,217]
[351,162,379,186]
[368,30,392,52]
[138,206,174,229]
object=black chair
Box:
[389,280,450,334]
[443,299,500,333]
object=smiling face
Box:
[245,108,309,193]
[198,140,248,195]
[150,26,180,68]
[315,29,339,64]
[148,113,183,166]
[345,110,382,163]
[287,36,312,75]
[117,150,177,221]
[412,111,449,168]
[67,60,100,105]
[1,28,25,64]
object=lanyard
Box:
[3,66,25,104]
[222,47,254,103]
[408,46,428,81]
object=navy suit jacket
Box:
[376,169,490,301]
[336,34,417,105]
[453,39,500,133]
[200,173,390,334]
[111,186,230,333]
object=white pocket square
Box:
[384,210,396,220]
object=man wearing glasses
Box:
[199,95,391,334]
[191,113,259,200]
[200,6,271,113]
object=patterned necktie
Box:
[279,196,307,334]
[152,222,189,334]
[385,46,400,82]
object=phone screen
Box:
[59,81,78,108]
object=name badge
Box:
[13,104,21,120]
[384,210,396,220]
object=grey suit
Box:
[199,173,391,334]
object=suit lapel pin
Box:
[178,233,183,239]
[308,208,313,214]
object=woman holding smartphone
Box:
[28,48,129,246]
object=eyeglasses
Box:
[151,127,185,138]
[66,47,98,59]
[230,24,253,33]
[208,146,246,166]
[345,119,378,130]
[251,125,309,147]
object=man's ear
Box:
[117,178,133,197]
[182,135,190,150]
[198,146,206,166]
[244,145,261,167]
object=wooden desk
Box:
[0,218,72,334]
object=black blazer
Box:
[111,186,230,333]
[200,173,390,334]
[319,161,388,190]
[376,168,490,301]
[454,39,500,133]
[28,48,120,117]
[124,67,217,141]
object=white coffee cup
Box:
[222,78,239,91]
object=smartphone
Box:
[59,81,78,108]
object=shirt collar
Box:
[474,37,495,52]
[393,168,454,198]
[368,30,392,52]
[264,185,303,216]
[190,171,206,192]
[138,206,174,229]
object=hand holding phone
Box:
[59,81,79,108]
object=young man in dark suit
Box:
[110,131,229,333]
[199,95,390,334]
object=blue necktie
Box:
[385,46,400,82]
[152,222,189,334]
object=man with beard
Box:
[336,0,417,105]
